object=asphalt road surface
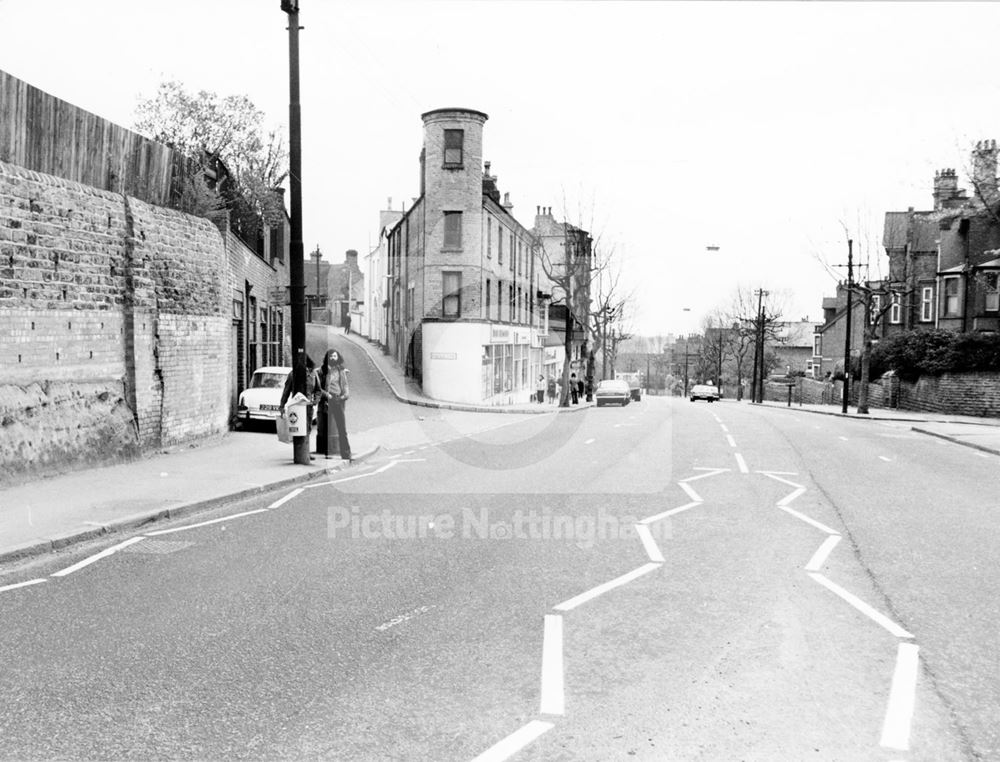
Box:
[1,391,996,761]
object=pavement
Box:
[2,331,998,567]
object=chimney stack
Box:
[502,192,513,211]
[973,139,999,202]
[933,168,960,211]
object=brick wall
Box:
[770,372,1000,418]
[0,160,230,484]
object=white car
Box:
[238,366,290,423]
[595,379,631,407]
[690,384,721,402]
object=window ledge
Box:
[442,164,464,170]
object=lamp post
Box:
[680,307,691,397]
[280,0,310,465]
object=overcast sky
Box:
[4,1,1000,336]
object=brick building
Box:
[361,204,404,346]
[883,140,1000,336]
[386,107,545,405]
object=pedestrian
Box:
[279,357,319,458]
[535,374,546,404]
[316,348,352,460]
[546,375,557,404]
[570,372,579,405]
[344,313,352,335]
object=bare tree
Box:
[589,250,634,380]
[535,207,607,406]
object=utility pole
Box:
[281,0,310,465]
[841,239,853,414]
[751,289,767,403]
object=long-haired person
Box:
[317,348,352,460]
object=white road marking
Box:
[304,458,426,489]
[809,572,913,638]
[683,468,729,482]
[880,643,920,751]
[375,605,433,632]
[735,453,749,473]
[976,452,989,458]
[554,562,661,612]
[720,424,729,432]
[679,482,702,502]
[146,508,269,536]
[640,501,701,525]
[50,536,147,577]
[777,487,807,506]
[0,578,47,594]
[757,470,798,476]
[269,488,304,509]
[585,438,595,445]
[760,472,803,489]
[879,456,892,462]
[540,614,565,715]
[838,436,849,441]
[805,535,842,571]
[471,720,555,762]
[726,434,737,448]
[779,505,838,535]
[635,524,665,562]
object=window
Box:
[921,286,934,322]
[498,281,503,321]
[943,277,961,316]
[869,294,882,324]
[813,335,821,357]
[986,273,1000,312]
[486,279,491,318]
[509,284,515,321]
[407,285,415,322]
[444,129,464,166]
[443,211,462,249]
[443,271,461,317]
[510,232,515,271]
[889,292,902,324]
[487,218,492,259]
[498,227,503,265]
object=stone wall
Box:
[0,160,230,485]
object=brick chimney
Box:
[933,168,961,210]
[972,139,998,202]
[502,192,513,212]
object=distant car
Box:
[689,384,721,402]
[238,366,291,423]
[595,379,631,407]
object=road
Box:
[1,360,996,760]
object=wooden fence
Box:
[0,69,176,205]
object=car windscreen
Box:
[250,372,286,389]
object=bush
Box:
[870,329,1000,381]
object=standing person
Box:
[570,372,579,405]
[280,357,319,457]
[316,348,352,460]
[535,374,546,404]
[546,374,557,404]
[344,313,352,335]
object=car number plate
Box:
[260,404,280,411]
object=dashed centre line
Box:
[726,434,737,448]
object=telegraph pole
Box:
[841,239,853,414]
[281,0,310,465]
[751,289,767,403]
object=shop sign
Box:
[431,352,457,360]
[490,325,512,344]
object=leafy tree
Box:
[134,80,288,244]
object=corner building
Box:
[387,108,544,405]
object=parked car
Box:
[238,366,292,423]
[689,383,721,402]
[595,379,631,407]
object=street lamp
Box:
[681,307,691,397]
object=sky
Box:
[4,0,1000,336]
